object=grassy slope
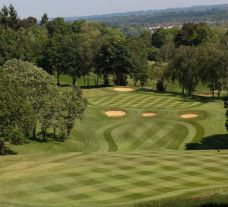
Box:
[2,74,228,207]
[0,151,228,207]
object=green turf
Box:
[0,151,228,207]
[2,84,228,207]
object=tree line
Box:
[1,5,227,95]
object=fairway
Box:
[2,87,228,206]
[0,151,228,207]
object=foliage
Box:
[0,71,33,154]
[148,47,160,61]
[156,79,167,92]
[174,23,217,47]
[169,46,199,95]
[1,59,86,143]
[152,28,178,48]
[197,44,228,97]
[0,4,20,30]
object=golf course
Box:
[1,83,228,207]
[0,4,228,206]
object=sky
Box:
[1,0,228,19]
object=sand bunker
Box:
[181,113,199,119]
[194,93,212,97]
[105,111,126,117]
[142,112,157,117]
[113,87,134,92]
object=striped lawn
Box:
[3,87,228,207]
[0,151,228,207]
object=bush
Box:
[156,79,166,92]
[148,47,160,61]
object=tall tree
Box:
[0,71,33,154]
[152,28,178,48]
[169,46,199,95]
[198,44,228,97]
[59,86,87,140]
[2,59,55,139]
[40,13,49,25]
[0,4,20,30]
[175,23,217,47]
[20,16,37,28]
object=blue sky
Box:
[1,0,228,18]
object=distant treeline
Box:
[84,4,228,25]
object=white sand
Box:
[142,113,157,117]
[113,87,134,92]
[181,114,199,119]
[105,111,126,117]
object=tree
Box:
[0,28,18,65]
[127,38,149,87]
[148,47,160,61]
[0,71,33,154]
[18,26,48,64]
[152,28,178,48]
[175,23,217,47]
[0,4,20,30]
[2,59,55,139]
[169,46,199,95]
[20,16,37,28]
[40,13,49,25]
[46,17,68,37]
[198,44,228,97]
[41,34,69,85]
[59,86,87,140]
[95,28,128,86]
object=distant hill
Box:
[64,4,228,25]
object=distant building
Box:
[149,23,182,33]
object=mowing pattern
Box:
[103,119,197,152]
[86,90,206,152]
[1,152,228,207]
[89,93,202,109]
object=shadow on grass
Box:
[186,134,228,150]
[200,204,228,207]
[59,84,114,89]
[1,146,17,155]
[137,88,225,103]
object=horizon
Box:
[0,0,228,19]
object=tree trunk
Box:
[134,79,137,87]
[32,124,37,139]
[72,76,76,86]
[84,76,86,86]
[212,89,215,98]
[53,127,56,138]
[57,73,61,86]
[87,74,90,86]
[103,74,109,86]
[41,126,47,141]
[96,76,99,86]
[182,86,185,95]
